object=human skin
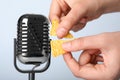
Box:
[62,32,120,80]
[49,0,120,79]
[49,0,120,38]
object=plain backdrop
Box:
[0,0,120,80]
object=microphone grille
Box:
[17,14,50,58]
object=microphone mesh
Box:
[17,14,51,57]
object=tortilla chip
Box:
[50,20,73,38]
[50,40,67,57]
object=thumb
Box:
[62,35,102,52]
[57,4,86,38]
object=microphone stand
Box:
[29,73,35,80]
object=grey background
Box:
[0,0,120,80]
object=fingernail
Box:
[57,28,66,38]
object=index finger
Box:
[63,53,81,77]
[49,0,61,22]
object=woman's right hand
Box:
[49,0,120,38]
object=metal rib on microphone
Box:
[14,14,51,80]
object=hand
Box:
[62,32,120,80]
[49,0,120,38]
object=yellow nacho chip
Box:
[50,20,73,38]
[50,20,58,36]
[50,40,67,57]
[50,20,74,57]
[64,33,73,38]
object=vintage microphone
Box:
[14,14,51,80]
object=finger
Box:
[78,50,105,79]
[63,53,80,77]
[56,0,70,14]
[90,55,98,64]
[72,18,87,32]
[61,17,87,32]
[72,21,86,32]
[49,0,61,22]
[96,56,104,62]
[62,34,102,52]
[63,52,105,79]
[90,55,104,64]
[56,4,87,38]
[79,49,100,65]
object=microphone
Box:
[14,14,51,80]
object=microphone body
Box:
[14,14,51,76]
